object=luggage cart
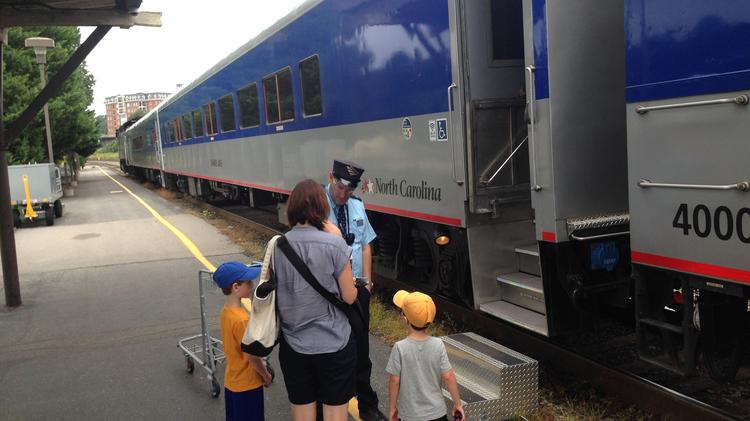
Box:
[178,269,226,397]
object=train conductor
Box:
[325,159,385,421]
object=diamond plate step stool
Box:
[441,332,538,420]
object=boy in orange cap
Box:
[386,290,465,421]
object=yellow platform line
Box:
[97,167,216,272]
[99,167,363,419]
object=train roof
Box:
[125,0,321,134]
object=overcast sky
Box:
[80,0,307,116]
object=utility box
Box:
[9,163,64,227]
[442,332,538,420]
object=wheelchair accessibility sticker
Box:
[429,118,448,142]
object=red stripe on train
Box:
[631,251,750,284]
[166,170,463,227]
[542,231,557,242]
[364,203,462,227]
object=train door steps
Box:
[479,300,549,337]
[441,332,538,420]
[514,244,540,276]
[496,272,545,314]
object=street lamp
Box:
[24,37,55,164]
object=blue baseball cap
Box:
[213,261,261,289]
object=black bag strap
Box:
[277,236,355,317]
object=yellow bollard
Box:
[23,175,38,219]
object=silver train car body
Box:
[120,0,749,380]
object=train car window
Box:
[299,55,323,117]
[203,102,218,135]
[237,83,260,128]
[192,108,204,137]
[174,118,183,141]
[167,121,176,143]
[490,0,524,64]
[134,136,144,151]
[218,94,236,132]
[263,76,280,124]
[263,67,295,124]
[278,68,295,121]
[182,113,193,139]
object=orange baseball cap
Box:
[393,290,436,328]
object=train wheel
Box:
[699,291,744,383]
[406,229,438,293]
[398,226,438,293]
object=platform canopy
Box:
[0,0,161,28]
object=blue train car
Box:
[120,0,749,381]
[626,0,750,381]
[121,0,631,338]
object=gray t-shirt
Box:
[274,226,351,354]
[385,336,452,421]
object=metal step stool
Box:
[441,332,538,420]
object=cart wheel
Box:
[185,355,194,374]
[53,199,63,218]
[44,205,54,226]
[12,209,21,228]
[210,380,221,398]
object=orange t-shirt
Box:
[220,305,263,392]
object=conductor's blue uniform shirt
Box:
[326,185,376,278]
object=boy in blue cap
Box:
[214,261,273,421]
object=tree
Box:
[4,27,99,165]
[95,114,106,135]
[128,108,147,121]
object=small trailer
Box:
[9,163,63,227]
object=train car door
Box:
[453,0,529,215]
[452,0,544,333]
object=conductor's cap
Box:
[332,159,364,188]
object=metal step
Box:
[440,332,538,419]
[639,317,683,334]
[514,244,540,276]
[479,300,549,337]
[497,272,545,314]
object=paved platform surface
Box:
[0,165,392,420]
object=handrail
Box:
[638,179,750,192]
[481,135,528,185]
[447,83,462,185]
[525,65,541,192]
[636,94,749,115]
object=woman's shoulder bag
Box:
[241,234,282,357]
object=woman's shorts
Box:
[279,333,357,405]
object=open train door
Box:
[450,0,546,334]
[452,0,630,337]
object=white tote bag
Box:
[241,235,281,357]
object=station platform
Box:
[0,165,393,420]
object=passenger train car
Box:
[120,0,750,381]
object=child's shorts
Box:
[279,333,356,406]
[225,385,264,421]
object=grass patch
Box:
[178,200,270,260]
[369,293,461,345]
[90,151,119,161]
